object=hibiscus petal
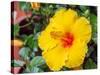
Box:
[38,30,59,51]
[42,45,68,71]
[63,9,78,25]
[71,17,92,43]
[50,9,78,30]
[65,40,88,68]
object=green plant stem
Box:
[20,15,35,28]
[20,22,32,28]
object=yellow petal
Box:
[65,40,88,68]
[45,22,66,34]
[42,45,68,71]
[38,30,59,51]
[50,9,78,31]
[63,9,78,25]
[38,22,65,51]
[71,17,92,43]
[52,8,66,19]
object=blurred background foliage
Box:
[11,1,97,73]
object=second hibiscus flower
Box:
[38,8,92,71]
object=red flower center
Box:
[61,32,74,48]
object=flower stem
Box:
[20,22,32,28]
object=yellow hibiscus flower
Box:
[38,8,92,71]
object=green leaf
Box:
[80,6,89,12]
[31,67,44,72]
[30,52,35,58]
[77,6,90,18]
[33,40,38,52]
[19,2,31,12]
[19,47,31,60]
[90,14,97,43]
[61,66,71,71]
[90,14,97,27]
[11,60,25,67]
[84,9,90,18]
[86,46,94,57]
[31,67,40,72]
[30,56,45,67]
[25,56,45,72]
[24,35,34,49]
[13,24,20,37]
[20,34,28,41]
[25,66,43,73]
[84,58,97,69]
